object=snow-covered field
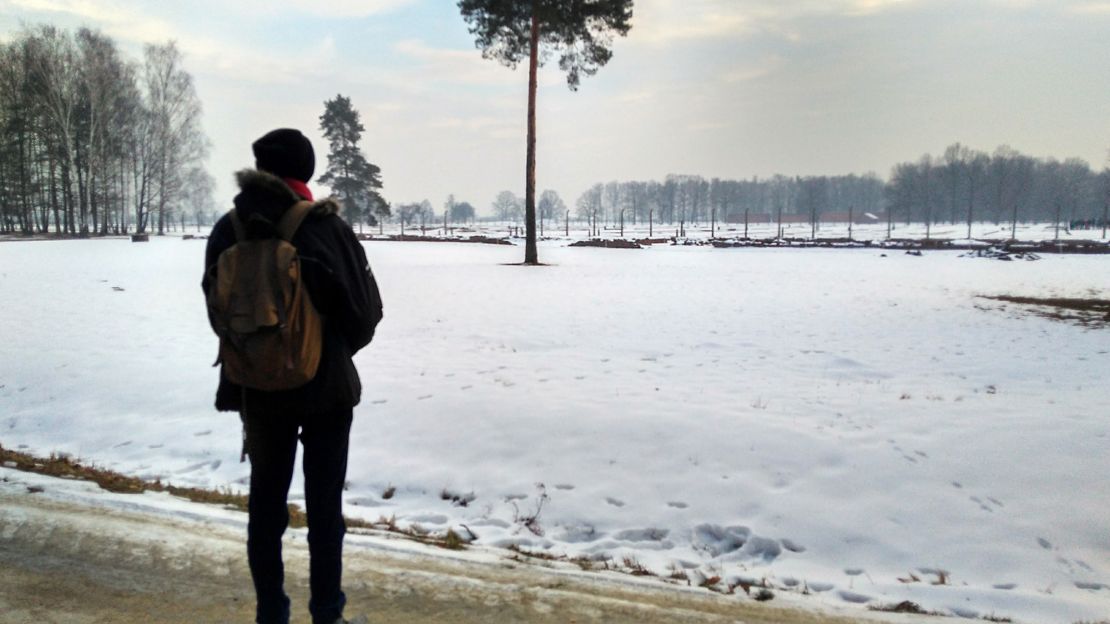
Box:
[1,237,1107,623]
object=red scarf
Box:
[284,178,313,201]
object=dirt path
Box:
[0,485,916,624]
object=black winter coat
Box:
[202,169,383,415]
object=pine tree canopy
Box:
[457,0,633,90]
[318,94,384,224]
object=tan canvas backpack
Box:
[206,201,323,391]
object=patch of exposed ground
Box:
[980,295,1110,328]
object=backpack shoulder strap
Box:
[228,208,246,242]
[277,201,314,242]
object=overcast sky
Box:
[2,0,1108,214]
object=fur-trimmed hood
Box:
[233,169,339,235]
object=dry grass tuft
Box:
[868,601,941,615]
[0,444,465,544]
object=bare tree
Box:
[143,42,207,235]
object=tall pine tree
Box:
[318,94,384,230]
[458,0,633,264]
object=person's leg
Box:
[300,407,353,624]
[245,411,299,624]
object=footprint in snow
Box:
[614,527,669,542]
[346,496,388,508]
[1037,537,1052,549]
[555,524,603,543]
[970,496,993,512]
[459,385,473,391]
[371,399,387,405]
[505,493,528,502]
[781,538,806,553]
[113,441,132,448]
[554,484,575,491]
[844,568,864,576]
[417,394,433,400]
[992,583,1017,590]
[605,497,625,508]
[666,501,688,509]
[194,430,211,437]
[807,582,833,592]
[406,513,448,525]
[148,444,163,449]
[949,607,979,619]
[177,461,212,474]
[838,590,872,604]
[1075,582,1107,591]
[575,375,586,380]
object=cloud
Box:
[7,0,177,41]
[724,63,776,83]
[629,0,756,44]
[627,0,926,44]
[1067,1,1110,13]
[845,0,916,15]
[393,38,564,88]
[614,89,655,103]
[3,0,348,87]
[233,0,416,18]
[689,121,733,131]
[189,35,341,86]
[428,115,514,133]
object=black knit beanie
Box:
[252,128,315,183]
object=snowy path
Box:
[0,468,910,624]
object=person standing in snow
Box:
[202,128,382,624]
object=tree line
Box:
[886,144,1110,238]
[572,174,884,237]
[0,25,210,236]
[568,144,1110,239]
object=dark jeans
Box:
[244,406,353,624]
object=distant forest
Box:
[3,27,1108,238]
[570,144,1110,236]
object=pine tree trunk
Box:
[523,8,540,265]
